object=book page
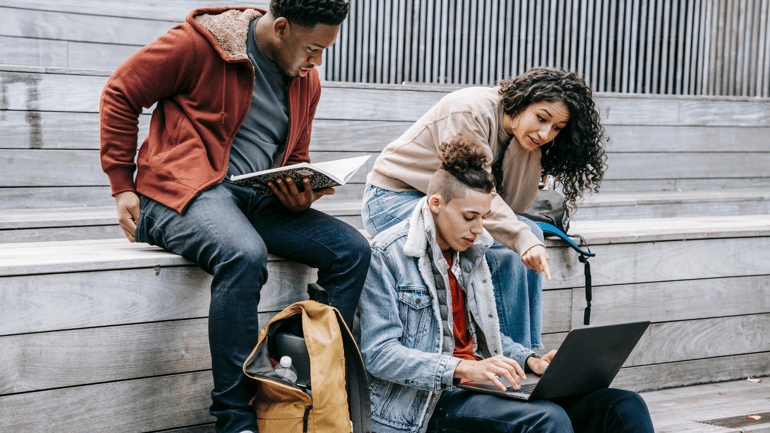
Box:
[311,155,371,183]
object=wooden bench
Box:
[2,215,769,431]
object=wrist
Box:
[524,352,541,373]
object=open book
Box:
[229,155,371,196]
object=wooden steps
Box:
[2,64,769,208]
[4,189,770,243]
[1,215,768,431]
[0,199,364,244]
[576,188,770,221]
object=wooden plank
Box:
[604,125,770,152]
[0,35,68,68]
[539,335,770,393]
[570,214,770,243]
[0,6,174,46]
[309,120,410,152]
[574,194,770,220]
[595,96,770,127]
[0,206,118,229]
[0,70,108,112]
[4,188,769,233]
[0,35,140,70]
[569,275,770,328]
[540,289,572,334]
[0,111,151,150]
[0,371,215,432]
[626,314,770,367]
[3,215,767,289]
[1,149,109,186]
[4,68,769,126]
[0,289,571,395]
[0,0,266,21]
[600,177,770,193]
[602,152,770,180]
[615,353,770,392]
[0,319,210,394]
[0,112,405,152]
[0,250,565,337]
[542,235,770,290]
[0,225,124,243]
[7,148,770,189]
[0,149,379,188]
[0,186,114,209]
[580,189,770,208]
[0,262,314,335]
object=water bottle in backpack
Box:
[274,356,298,383]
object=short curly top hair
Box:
[270,0,350,27]
[428,134,495,204]
[491,67,607,215]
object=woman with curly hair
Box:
[363,67,607,350]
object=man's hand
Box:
[526,350,557,375]
[269,177,335,212]
[521,244,551,281]
[454,355,527,391]
[115,191,140,242]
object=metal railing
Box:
[323,0,770,97]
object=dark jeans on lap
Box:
[135,181,371,433]
[428,388,654,433]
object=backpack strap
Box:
[341,324,373,433]
[307,283,331,305]
[535,222,594,257]
[309,284,373,432]
[534,222,594,325]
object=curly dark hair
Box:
[492,67,607,215]
[428,134,495,203]
[270,0,350,27]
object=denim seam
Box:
[141,211,167,247]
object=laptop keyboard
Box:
[507,383,537,394]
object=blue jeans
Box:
[361,185,543,349]
[428,388,654,433]
[135,181,371,433]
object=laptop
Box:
[458,321,650,401]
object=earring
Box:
[509,113,520,132]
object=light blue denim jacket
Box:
[358,198,535,433]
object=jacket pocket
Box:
[397,287,432,339]
[369,376,429,429]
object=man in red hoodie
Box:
[100,2,369,432]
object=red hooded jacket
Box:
[100,7,320,213]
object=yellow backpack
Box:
[243,289,371,433]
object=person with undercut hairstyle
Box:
[357,134,653,433]
[100,2,369,432]
[363,67,608,352]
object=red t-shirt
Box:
[444,252,479,361]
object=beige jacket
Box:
[367,86,543,255]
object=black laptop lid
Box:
[530,321,649,400]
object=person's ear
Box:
[273,17,290,40]
[428,195,443,215]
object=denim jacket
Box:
[358,198,535,433]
